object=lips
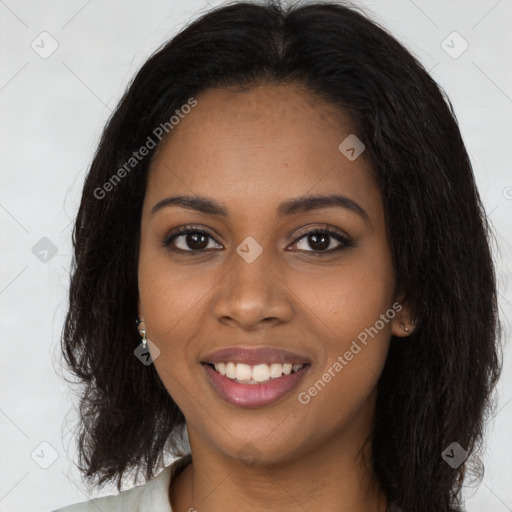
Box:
[200,345,312,407]
[201,346,311,366]
[202,363,310,408]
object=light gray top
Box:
[52,454,192,512]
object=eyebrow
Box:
[150,193,370,224]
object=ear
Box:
[390,292,416,338]
[137,297,143,319]
[136,298,146,337]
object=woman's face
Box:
[138,83,410,465]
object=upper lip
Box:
[201,346,311,366]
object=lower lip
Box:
[202,364,310,408]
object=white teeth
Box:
[282,363,292,375]
[252,364,270,382]
[211,361,305,383]
[225,362,236,379]
[235,363,252,381]
[269,363,283,378]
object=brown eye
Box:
[181,232,209,250]
[304,232,331,251]
[163,227,222,252]
[291,228,353,255]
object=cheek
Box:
[291,250,394,397]
[290,252,395,340]
[138,240,208,336]
[137,261,201,416]
[295,270,393,424]
[137,246,205,378]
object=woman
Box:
[54,1,501,511]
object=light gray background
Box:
[1,0,511,511]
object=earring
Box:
[136,318,147,348]
[400,322,410,333]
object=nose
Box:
[211,244,294,331]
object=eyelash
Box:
[161,224,354,256]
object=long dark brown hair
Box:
[61,2,502,510]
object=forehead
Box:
[145,83,379,217]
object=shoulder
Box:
[51,454,192,512]
[51,483,146,512]
[51,476,150,512]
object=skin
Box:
[137,82,415,512]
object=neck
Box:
[170,422,387,512]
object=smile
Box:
[211,361,305,383]
[202,362,310,407]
